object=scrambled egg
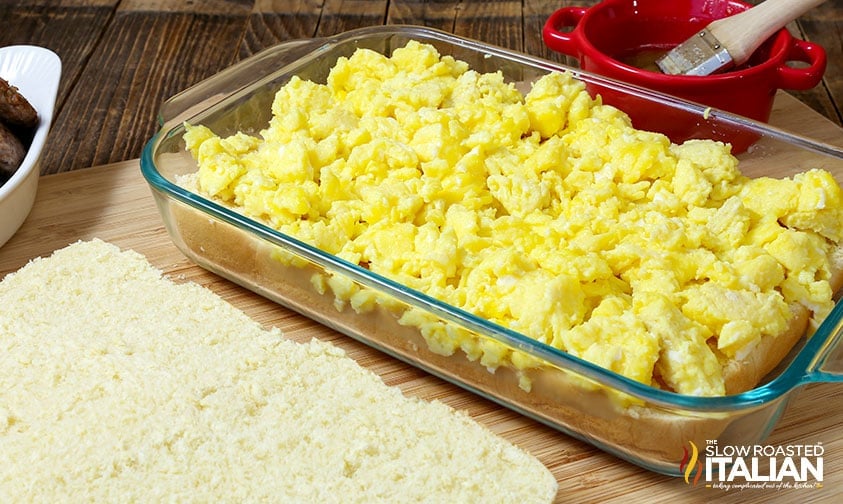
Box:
[184,41,843,397]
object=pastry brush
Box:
[656,0,826,76]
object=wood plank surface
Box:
[0,0,840,175]
[2,93,843,504]
[790,1,843,124]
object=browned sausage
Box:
[0,77,38,129]
[0,120,26,177]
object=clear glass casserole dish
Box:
[140,25,843,476]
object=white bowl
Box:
[0,45,61,248]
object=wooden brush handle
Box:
[707,0,826,65]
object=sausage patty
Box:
[0,77,38,129]
[0,121,26,177]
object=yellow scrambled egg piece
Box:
[184,41,843,397]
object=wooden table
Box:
[0,0,841,174]
[2,1,843,503]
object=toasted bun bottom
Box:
[726,246,843,394]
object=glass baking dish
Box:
[140,25,843,476]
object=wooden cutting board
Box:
[2,93,842,503]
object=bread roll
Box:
[0,239,557,502]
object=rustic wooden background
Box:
[0,0,840,175]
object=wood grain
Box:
[0,2,117,109]
[453,1,523,52]
[2,92,843,504]
[0,0,840,175]
[317,0,388,37]
[791,1,843,124]
[41,10,249,173]
[245,1,322,54]
[118,0,253,13]
[387,0,462,32]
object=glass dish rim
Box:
[140,24,843,414]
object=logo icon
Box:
[680,441,703,485]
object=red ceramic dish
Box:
[542,0,826,152]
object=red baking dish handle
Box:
[776,39,827,91]
[542,6,588,56]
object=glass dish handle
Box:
[803,310,843,384]
[156,38,324,130]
